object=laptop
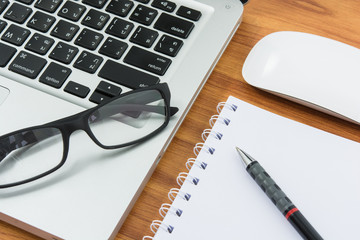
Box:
[0,0,244,239]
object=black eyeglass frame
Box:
[0,83,178,188]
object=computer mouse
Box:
[242,31,360,124]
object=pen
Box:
[236,147,323,240]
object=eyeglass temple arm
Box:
[0,131,51,162]
[120,89,178,116]
[89,103,178,123]
[170,107,179,116]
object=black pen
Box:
[236,147,323,240]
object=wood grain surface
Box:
[1,0,360,239]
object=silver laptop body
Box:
[0,0,243,239]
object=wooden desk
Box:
[1,0,360,239]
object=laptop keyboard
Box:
[0,0,202,106]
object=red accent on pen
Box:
[285,207,299,219]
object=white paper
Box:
[153,96,360,240]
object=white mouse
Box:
[242,31,360,125]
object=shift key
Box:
[9,51,47,79]
[124,46,171,76]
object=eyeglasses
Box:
[0,83,178,188]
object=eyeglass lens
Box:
[88,89,167,147]
[0,128,63,186]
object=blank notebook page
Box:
[152,96,360,240]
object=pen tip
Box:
[235,146,245,155]
[235,147,254,166]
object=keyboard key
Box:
[1,24,31,46]
[89,91,111,104]
[73,51,103,73]
[25,33,54,55]
[49,42,79,64]
[105,17,134,39]
[58,1,86,21]
[106,0,134,17]
[176,6,202,21]
[99,37,127,59]
[130,26,158,48]
[99,60,160,89]
[51,20,80,41]
[9,51,47,79]
[124,46,171,76]
[75,28,104,50]
[154,13,194,39]
[35,0,63,13]
[81,9,110,30]
[130,4,158,26]
[0,20,7,33]
[82,0,108,9]
[4,3,32,24]
[64,81,90,98]
[16,0,35,5]
[0,42,16,67]
[151,0,176,12]
[40,62,71,88]
[154,35,183,57]
[0,0,9,15]
[135,0,150,3]
[96,81,121,96]
[27,11,56,33]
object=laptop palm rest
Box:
[0,85,9,106]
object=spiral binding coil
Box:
[176,172,200,186]
[185,158,207,171]
[201,129,223,141]
[193,142,215,156]
[168,188,191,202]
[143,236,153,240]
[209,115,231,127]
[216,102,238,113]
[159,203,183,218]
[143,101,238,240]
[150,220,174,234]
[209,102,237,127]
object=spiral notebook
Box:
[144,96,360,240]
